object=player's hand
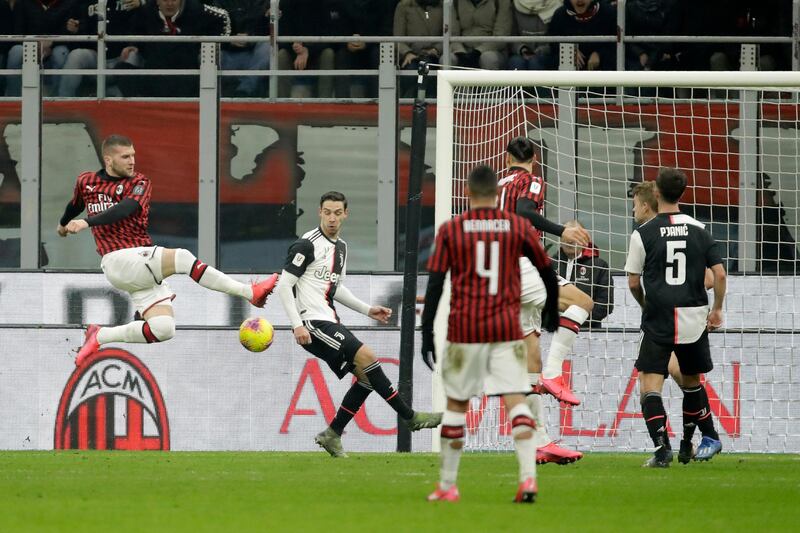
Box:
[293,325,311,345]
[561,225,590,247]
[707,308,723,331]
[65,219,89,234]
[368,306,392,324]
[421,328,435,371]
[57,224,68,237]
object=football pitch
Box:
[0,452,797,532]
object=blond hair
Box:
[632,181,658,212]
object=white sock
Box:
[175,248,252,300]
[528,372,540,388]
[526,392,552,448]
[509,403,537,482]
[439,410,466,489]
[96,321,147,344]
[542,304,589,379]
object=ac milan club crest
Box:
[54,348,169,450]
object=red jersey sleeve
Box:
[125,174,152,209]
[518,174,545,210]
[426,221,452,273]
[521,221,551,270]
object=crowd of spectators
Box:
[0,0,793,98]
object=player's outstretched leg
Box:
[167,248,278,307]
[355,347,442,430]
[524,334,582,465]
[315,380,373,458]
[428,409,465,502]
[541,285,592,406]
[76,315,176,366]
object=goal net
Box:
[433,70,800,454]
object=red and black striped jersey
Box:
[68,170,153,256]
[427,207,552,343]
[498,166,546,238]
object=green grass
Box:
[0,452,798,532]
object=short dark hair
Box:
[102,134,133,155]
[506,136,535,163]
[468,165,497,198]
[320,190,347,209]
[632,181,658,211]
[655,167,687,204]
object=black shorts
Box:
[302,320,364,379]
[635,331,713,377]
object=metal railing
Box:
[0,0,797,100]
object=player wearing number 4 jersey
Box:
[498,136,590,464]
[626,168,727,468]
[59,135,278,367]
[275,191,442,458]
[421,165,560,503]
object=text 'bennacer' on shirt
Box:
[462,219,511,232]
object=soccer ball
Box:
[239,317,274,352]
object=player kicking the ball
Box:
[275,191,442,458]
[59,135,277,366]
[421,165,560,503]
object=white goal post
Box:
[432,70,800,454]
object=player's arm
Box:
[706,237,726,331]
[517,197,589,246]
[334,285,391,323]
[274,240,314,345]
[522,225,559,332]
[704,267,715,290]
[624,229,646,307]
[57,180,87,236]
[419,224,451,370]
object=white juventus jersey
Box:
[282,227,348,323]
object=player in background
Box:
[59,134,278,366]
[626,169,727,467]
[420,165,560,503]
[631,180,717,463]
[275,191,442,458]
[497,136,589,464]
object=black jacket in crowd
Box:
[548,0,617,70]
[212,0,268,51]
[553,242,614,328]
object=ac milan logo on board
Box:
[54,348,169,450]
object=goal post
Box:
[432,69,800,454]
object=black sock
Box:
[641,391,671,451]
[330,381,372,435]
[363,361,414,420]
[687,384,720,440]
[681,385,703,442]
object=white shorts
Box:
[100,246,175,314]
[442,340,529,401]
[518,259,571,336]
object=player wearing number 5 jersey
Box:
[421,165,559,503]
[625,168,727,467]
